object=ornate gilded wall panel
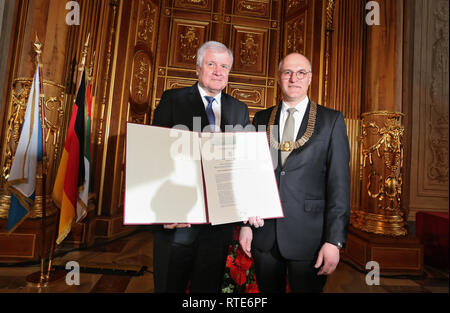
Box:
[152,0,282,120]
[174,0,212,11]
[231,26,268,75]
[136,0,158,48]
[228,84,265,108]
[98,0,161,215]
[169,20,210,69]
[166,77,198,90]
[130,50,152,109]
[0,0,71,220]
[233,0,270,18]
[285,13,307,55]
[286,0,308,17]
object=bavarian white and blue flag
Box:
[6,66,43,232]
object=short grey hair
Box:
[197,41,234,68]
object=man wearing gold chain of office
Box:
[240,53,351,293]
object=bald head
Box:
[278,53,312,72]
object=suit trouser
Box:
[253,241,327,293]
[153,227,232,293]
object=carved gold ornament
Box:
[240,34,258,65]
[355,111,407,236]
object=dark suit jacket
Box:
[251,101,350,261]
[152,83,250,245]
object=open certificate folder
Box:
[124,123,284,225]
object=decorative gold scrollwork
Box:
[2,79,32,181]
[356,111,406,235]
[361,115,404,172]
[240,34,258,65]
[180,27,199,63]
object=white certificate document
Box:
[124,123,284,225]
[200,132,284,225]
[124,123,207,225]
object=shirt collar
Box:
[198,84,221,105]
[281,96,309,113]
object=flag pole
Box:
[26,34,65,287]
[25,34,48,287]
[43,33,91,283]
[42,32,65,283]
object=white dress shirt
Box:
[198,84,222,131]
[279,96,309,141]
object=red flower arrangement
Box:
[222,226,259,293]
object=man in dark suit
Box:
[240,52,350,292]
[151,41,263,293]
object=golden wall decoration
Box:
[286,0,308,16]
[130,50,152,106]
[239,34,259,65]
[1,79,31,182]
[170,20,208,69]
[235,0,270,17]
[137,0,157,46]
[286,14,306,55]
[352,111,407,236]
[174,0,210,10]
[0,76,65,220]
[229,84,265,107]
[232,26,267,75]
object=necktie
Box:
[281,108,297,166]
[204,96,216,131]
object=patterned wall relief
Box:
[285,14,307,55]
[234,0,270,18]
[229,84,265,108]
[286,0,307,17]
[128,0,158,126]
[136,0,157,47]
[428,1,449,184]
[356,112,406,235]
[174,0,211,11]
[170,20,209,69]
[0,78,65,219]
[1,79,65,184]
[130,51,152,109]
[240,33,259,65]
[166,77,197,90]
[232,26,267,75]
[2,80,32,182]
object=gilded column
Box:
[351,0,407,236]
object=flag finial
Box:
[34,33,43,65]
[79,33,91,71]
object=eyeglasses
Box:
[279,70,311,80]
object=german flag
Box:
[52,70,87,244]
